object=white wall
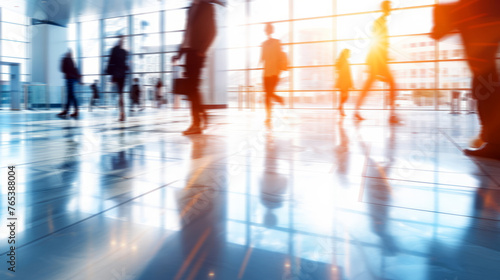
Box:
[31,23,68,105]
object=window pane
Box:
[228,48,247,70]
[81,21,99,40]
[165,32,183,51]
[132,34,161,53]
[165,9,187,32]
[2,41,26,58]
[293,42,333,67]
[133,54,161,73]
[293,67,334,91]
[439,61,471,89]
[2,9,27,25]
[293,18,333,43]
[2,23,27,42]
[337,13,377,41]
[390,7,433,36]
[293,0,333,19]
[390,35,436,62]
[82,58,101,75]
[104,17,128,37]
[81,39,100,57]
[250,0,289,24]
[68,23,77,41]
[438,36,465,60]
[134,13,160,34]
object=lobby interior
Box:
[0,0,500,279]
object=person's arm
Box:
[173,7,191,62]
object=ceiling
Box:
[0,0,171,26]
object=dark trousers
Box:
[64,79,78,112]
[114,76,126,115]
[264,75,279,119]
[461,26,500,145]
[185,51,206,127]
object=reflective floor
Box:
[0,108,499,280]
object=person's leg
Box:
[263,76,272,121]
[462,29,500,145]
[66,79,78,117]
[184,51,205,133]
[116,78,125,121]
[384,72,401,123]
[269,76,282,104]
[461,26,500,158]
[60,79,72,115]
[354,74,375,119]
[339,89,348,116]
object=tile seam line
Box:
[0,179,182,257]
[362,201,500,222]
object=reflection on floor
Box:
[0,108,499,280]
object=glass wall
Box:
[0,8,30,109]
[226,0,472,110]
[70,0,475,111]
[72,1,194,108]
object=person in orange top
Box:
[354,1,401,124]
[335,49,353,117]
[261,23,285,124]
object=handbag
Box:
[172,65,192,95]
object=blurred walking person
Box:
[106,35,129,122]
[130,78,143,112]
[89,80,100,112]
[432,0,500,159]
[335,49,353,117]
[172,0,225,135]
[261,22,286,124]
[57,50,81,118]
[354,1,401,124]
[155,78,163,108]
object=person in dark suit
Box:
[335,49,353,117]
[130,78,142,112]
[354,1,401,124]
[172,0,224,135]
[106,35,129,122]
[57,50,81,118]
[89,79,100,112]
[431,0,500,159]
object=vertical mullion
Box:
[289,0,294,109]
[245,0,250,109]
[100,18,105,106]
[332,0,337,110]
[434,0,440,111]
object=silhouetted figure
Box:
[173,0,224,135]
[130,78,142,112]
[432,0,500,160]
[260,132,288,228]
[89,80,100,112]
[57,50,81,118]
[154,78,163,108]
[261,23,285,124]
[354,1,400,124]
[106,35,129,122]
[335,49,353,117]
